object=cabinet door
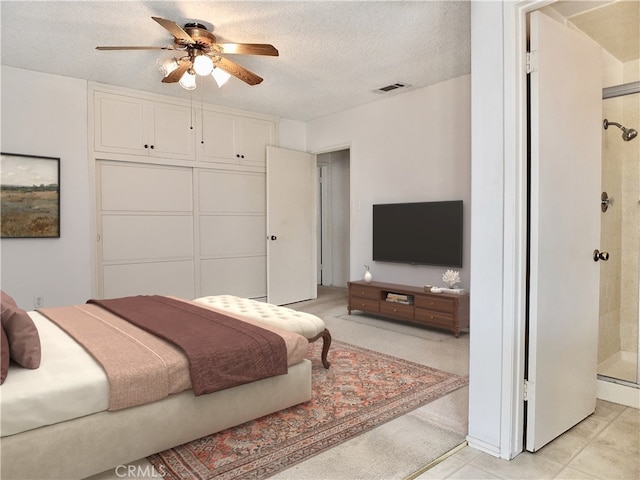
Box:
[94,92,149,156]
[150,103,195,161]
[199,110,238,164]
[95,92,195,160]
[239,118,275,167]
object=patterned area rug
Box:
[148,340,468,480]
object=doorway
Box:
[317,149,350,287]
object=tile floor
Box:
[417,399,639,479]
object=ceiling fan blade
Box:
[215,43,279,56]
[215,57,263,85]
[96,46,174,51]
[152,16,195,44]
[162,59,191,83]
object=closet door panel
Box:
[198,170,265,213]
[200,215,265,257]
[103,261,195,299]
[102,215,193,261]
[200,257,266,298]
[100,163,193,212]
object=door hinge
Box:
[524,379,532,401]
[526,51,538,74]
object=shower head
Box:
[603,119,638,141]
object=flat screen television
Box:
[372,200,463,267]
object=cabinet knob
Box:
[144,144,149,148]
[150,145,154,149]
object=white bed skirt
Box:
[1,359,312,480]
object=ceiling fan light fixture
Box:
[156,57,179,77]
[211,67,231,88]
[179,69,197,90]
[193,54,214,76]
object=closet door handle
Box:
[593,249,609,262]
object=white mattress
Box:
[0,312,109,437]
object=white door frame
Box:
[499,0,558,459]
[317,161,333,286]
[467,0,557,460]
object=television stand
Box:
[347,280,469,337]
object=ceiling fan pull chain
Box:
[200,95,205,145]
[189,94,194,131]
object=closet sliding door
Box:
[196,169,267,299]
[97,161,195,299]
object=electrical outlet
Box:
[34,296,45,308]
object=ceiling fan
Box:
[96,17,278,89]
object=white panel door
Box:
[266,146,317,305]
[527,11,602,452]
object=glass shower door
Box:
[598,88,639,385]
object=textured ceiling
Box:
[2,2,637,122]
[0,1,471,122]
[551,0,640,62]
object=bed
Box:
[0,293,313,480]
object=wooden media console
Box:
[347,280,469,337]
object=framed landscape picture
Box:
[1,153,60,238]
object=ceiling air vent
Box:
[374,82,410,94]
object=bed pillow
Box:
[1,291,41,369]
[1,323,9,384]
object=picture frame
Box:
[1,153,60,238]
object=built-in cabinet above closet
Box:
[198,109,274,167]
[89,84,278,300]
[94,91,196,161]
[93,87,275,168]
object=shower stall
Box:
[598,81,640,396]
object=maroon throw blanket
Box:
[88,295,287,395]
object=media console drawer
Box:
[415,295,454,314]
[415,309,454,328]
[347,280,469,337]
[350,298,379,313]
[380,301,414,320]
[350,285,380,300]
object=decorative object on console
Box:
[363,265,372,283]
[442,269,461,289]
[96,17,279,90]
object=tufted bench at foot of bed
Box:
[193,295,332,368]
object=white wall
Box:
[306,75,472,289]
[467,1,509,456]
[1,66,92,309]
